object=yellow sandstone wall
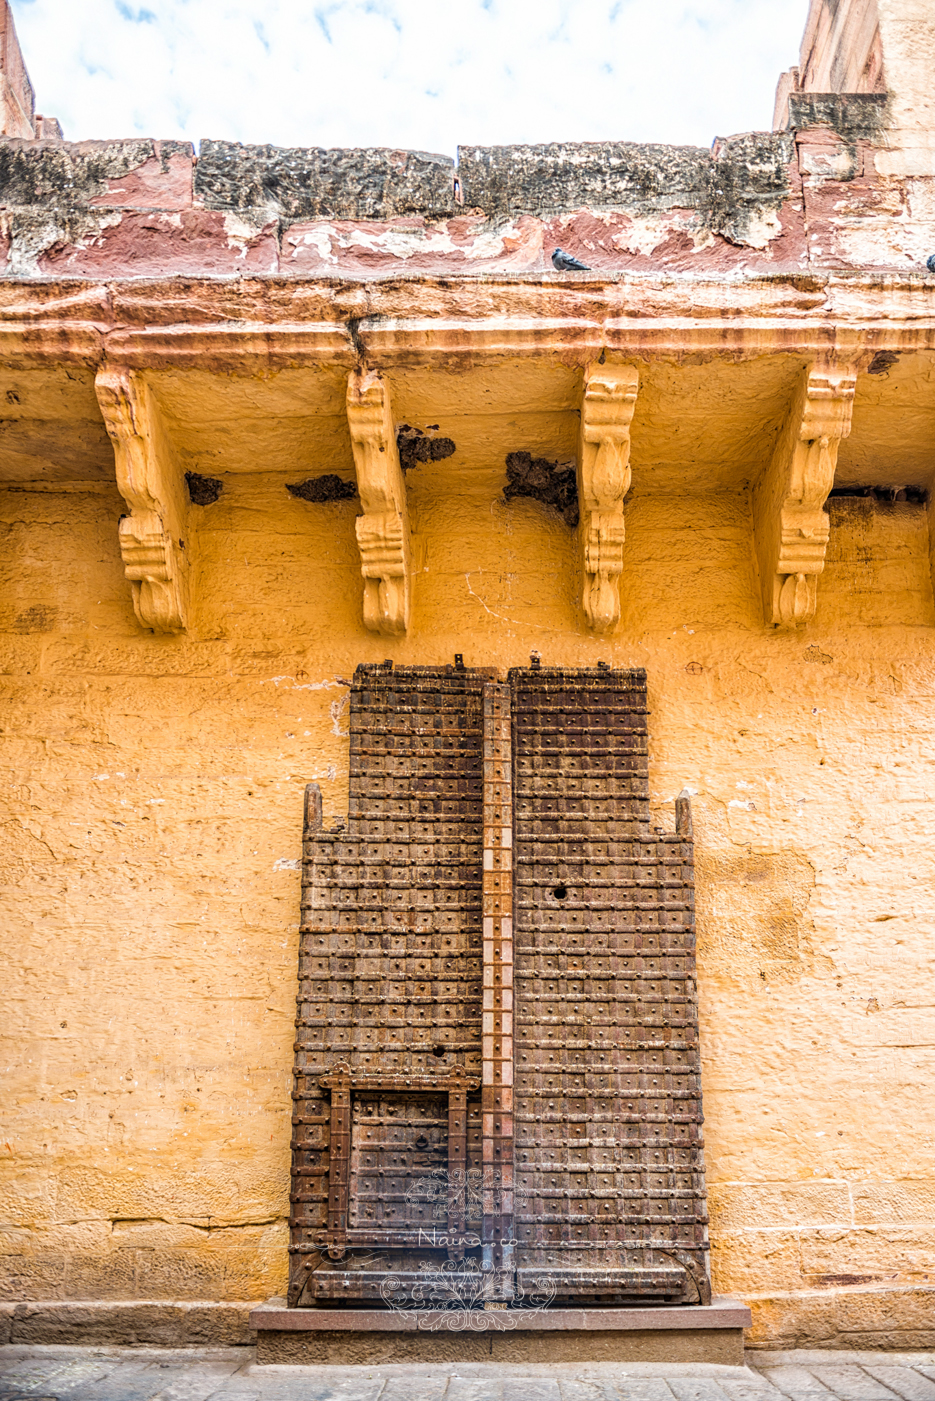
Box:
[794,0,935,175]
[2,353,935,1349]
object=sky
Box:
[11,0,811,156]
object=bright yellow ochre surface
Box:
[2,353,935,1348]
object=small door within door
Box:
[288,664,708,1308]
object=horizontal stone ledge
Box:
[742,1283,935,1351]
[1,268,932,300]
[195,140,455,221]
[4,316,935,373]
[0,1299,261,1347]
[250,1294,751,1332]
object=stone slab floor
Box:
[3,1348,935,1401]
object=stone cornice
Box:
[0,275,932,369]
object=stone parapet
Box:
[195,141,456,221]
[0,99,928,279]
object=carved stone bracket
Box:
[95,368,189,633]
[754,363,857,629]
[347,369,410,635]
[577,362,640,633]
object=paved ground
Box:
[2,1348,935,1401]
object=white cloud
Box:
[12,0,810,155]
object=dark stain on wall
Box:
[196,141,456,220]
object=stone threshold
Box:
[251,1296,750,1332]
[250,1296,751,1365]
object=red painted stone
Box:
[281,213,546,277]
[87,146,194,210]
[800,139,911,271]
[37,209,279,278]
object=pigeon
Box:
[927,253,935,274]
[552,247,591,272]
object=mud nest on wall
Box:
[829,484,928,504]
[287,474,358,502]
[185,471,223,505]
[504,451,579,526]
[396,424,456,471]
[867,351,900,375]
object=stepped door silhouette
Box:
[288,663,708,1308]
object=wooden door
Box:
[288,663,708,1308]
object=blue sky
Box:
[12,0,810,153]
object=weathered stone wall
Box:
[784,0,935,176]
[2,334,935,1349]
[2,0,935,1353]
[0,0,34,141]
[0,95,932,279]
[798,0,884,97]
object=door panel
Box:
[510,666,708,1303]
[289,665,487,1304]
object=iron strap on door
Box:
[481,680,514,1286]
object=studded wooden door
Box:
[509,665,709,1304]
[288,663,708,1307]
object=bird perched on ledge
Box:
[552,247,591,272]
[927,253,935,274]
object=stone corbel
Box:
[577,362,640,633]
[754,363,857,629]
[347,368,410,635]
[95,368,189,634]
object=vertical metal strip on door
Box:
[481,680,514,1289]
[510,665,709,1304]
